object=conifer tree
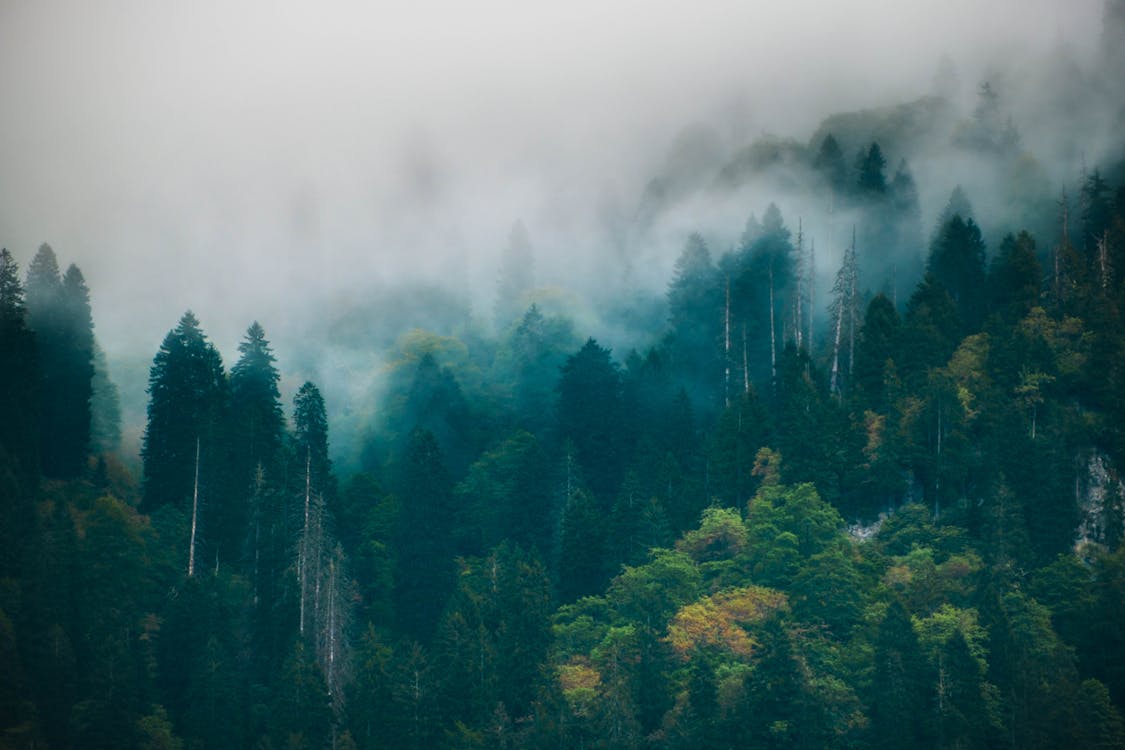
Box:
[24,245,95,477]
[394,428,455,641]
[928,215,988,330]
[857,142,888,195]
[141,312,229,575]
[0,249,39,481]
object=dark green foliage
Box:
[870,600,933,749]
[225,322,286,566]
[928,215,988,330]
[8,87,1125,750]
[0,250,39,574]
[24,246,96,478]
[989,231,1042,323]
[394,428,456,641]
[558,487,606,603]
[855,293,901,412]
[141,311,228,515]
[556,338,625,502]
[857,142,888,195]
[899,274,961,385]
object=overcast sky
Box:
[0,0,1105,359]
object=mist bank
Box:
[3,2,1120,470]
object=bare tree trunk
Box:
[1099,230,1109,291]
[830,298,844,396]
[808,238,815,363]
[188,436,200,578]
[769,262,777,385]
[848,231,858,381]
[794,219,804,350]
[742,323,749,395]
[724,275,731,408]
[300,447,311,635]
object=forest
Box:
[5,4,1125,750]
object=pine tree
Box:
[813,133,848,198]
[89,341,122,454]
[855,293,901,411]
[49,265,95,476]
[394,428,455,641]
[558,487,606,602]
[0,249,40,484]
[989,231,1042,324]
[25,245,96,477]
[870,600,933,749]
[495,220,535,330]
[665,234,722,416]
[141,312,229,575]
[928,215,988,331]
[857,142,888,195]
[557,338,624,502]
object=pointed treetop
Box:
[857,142,888,194]
[0,249,25,322]
[26,243,61,289]
[762,203,788,238]
[938,186,974,227]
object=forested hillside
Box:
[5,4,1125,750]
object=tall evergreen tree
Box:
[394,428,455,641]
[24,245,95,477]
[141,312,229,575]
[870,600,933,749]
[0,249,39,479]
[556,338,625,502]
[855,293,901,411]
[989,231,1042,324]
[56,264,95,476]
[665,234,722,415]
[0,249,39,577]
[928,215,988,330]
[857,142,889,195]
[495,220,535,330]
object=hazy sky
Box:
[0,0,1105,359]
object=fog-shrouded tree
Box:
[494,219,535,330]
[89,341,122,455]
[24,245,95,477]
[857,141,888,196]
[665,233,722,416]
[0,248,39,576]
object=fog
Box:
[0,0,1112,463]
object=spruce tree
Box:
[928,215,988,330]
[141,311,229,573]
[56,264,95,476]
[394,428,455,641]
[25,245,95,477]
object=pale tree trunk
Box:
[768,262,777,385]
[188,436,200,578]
[830,299,844,396]
[848,232,858,382]
[300,447,311,635]
[724,275,731,408]
[794,219,804,350]
[742,324,749,395]
[1099,231,1110,291]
